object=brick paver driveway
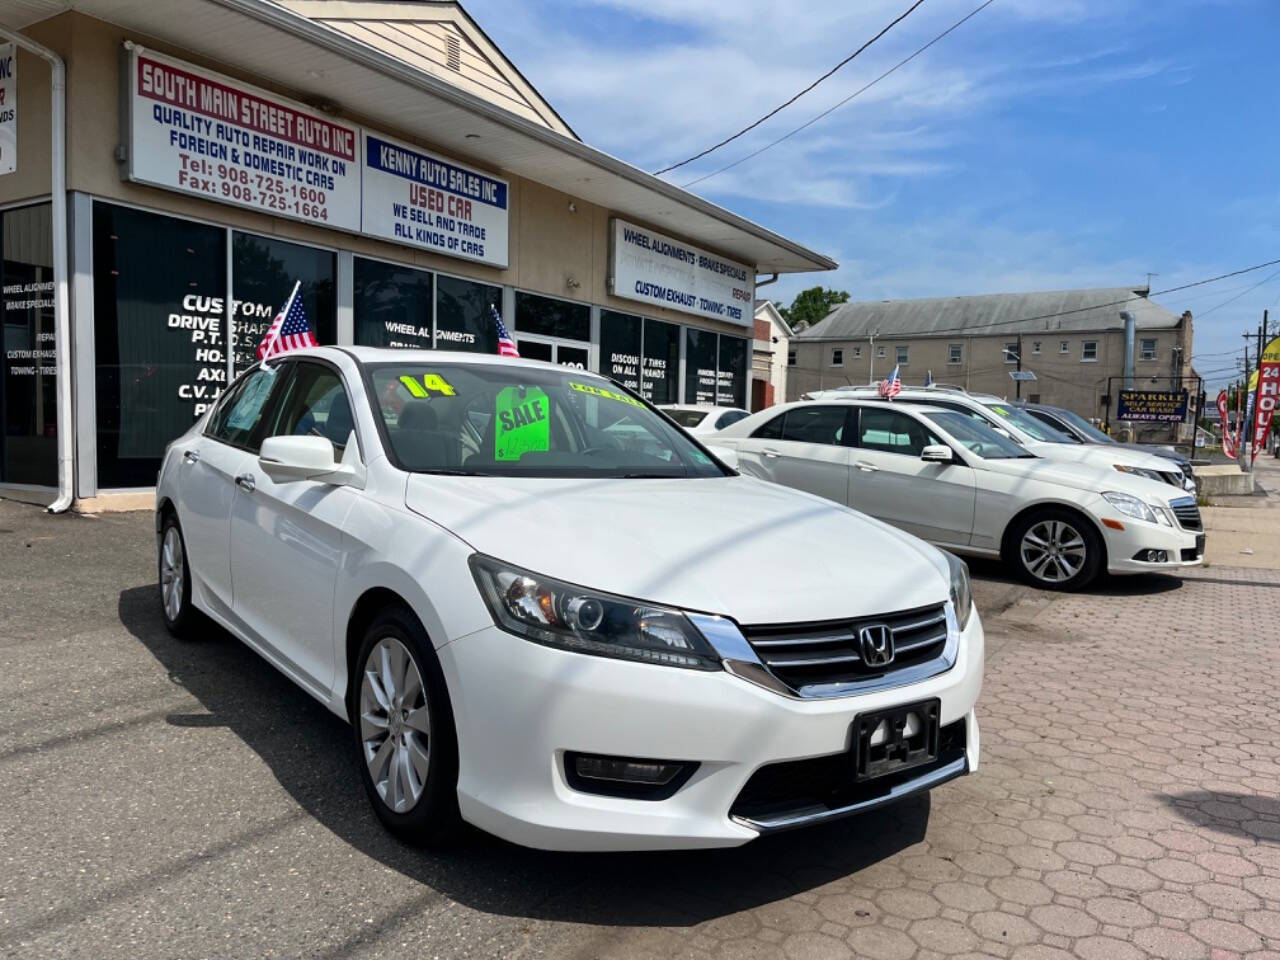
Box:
[2,500,1278,959]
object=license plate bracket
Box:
[852,698,941,782]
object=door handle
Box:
[854,461,879,472]
[761,448,781,458]
[234,473,256,493]
[182,450,199,464]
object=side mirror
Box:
[921,444,954,464]
[259,432,365,487]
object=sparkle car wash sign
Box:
[0,43,15,176]
[127,47,361,231]
[609,218,753,326]
[1116,389,1189,423]
[361,131,509,268]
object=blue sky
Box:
[469,0,1279,391]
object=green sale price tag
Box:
[494,385,550,461]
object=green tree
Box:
[779,286,850,331]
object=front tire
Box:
[351,607,461,845]
[158,514,196,637]
[1010,508,1103,591]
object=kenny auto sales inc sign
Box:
[125,47,509,268]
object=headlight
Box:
[469,555,721,670]
[1114,464,1164,483]
[942,550,972,631]
[1101,491,1159,524]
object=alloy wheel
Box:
[160,526,185,622]
[359,637,431,813]
[1020,519,1087,584]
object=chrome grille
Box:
[742,602,949,693]
[1170,497,1202,531]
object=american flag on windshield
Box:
[878,364,901,399]
[257,281,317,359]
[493,304,519,358]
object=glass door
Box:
[515,334,589,369]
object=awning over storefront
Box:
[2,0,835,275]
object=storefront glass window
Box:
[353,257,433,349]
[231,232,335,374]
[515,291,589,342]
[599,310,642,392]
[641,318,680,404]
[436,274,503,353]
[717,335,748,408]
[1,203,56,485]
[93,202,227,487]
[683,327,719,405]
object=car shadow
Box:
[964,556,1184,598]
[117,585,929,927]
[1159,791,1280,844]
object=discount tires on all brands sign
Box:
[610,218,754,326]
[128,48,361,232]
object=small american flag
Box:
[877,364,901,399]
[257,281,317,360]
[492,304,519,358]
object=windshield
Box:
[664,409,709,428]
[1043,407,1115,444]
[368,363,728,478]
[922,410,1036,459]
[982,401,1080,443]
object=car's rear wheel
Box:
[158,514,196,637]
[352,607,461,845]
[1010,508,1103,591]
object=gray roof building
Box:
[795,286,1180,341]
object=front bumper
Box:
[438,610,983,851]
[1102,519,1204,574]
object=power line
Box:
[1192,266,1280,320]
[681,0,998,189]
[654,0,930,176]
[862,257,1280,340]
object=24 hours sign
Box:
[126,47,361,232]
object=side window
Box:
[716,410,749,429]
[267,363,356,458]
[206,365,281,451]
[752,412,786,440]
[858,408,938,456]
[779,406,848,445]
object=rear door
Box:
[229,360,361,690]
[176,364,283,617]
[849,407,976,545]
[734,405,853,505]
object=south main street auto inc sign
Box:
[125,47,509,268]
[610,219,754,326]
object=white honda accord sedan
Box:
[156,347,983,851]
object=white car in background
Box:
[804,386,1191,492]
[155,348,983,851]
[708,398,1204,590]
[659,404,751,434]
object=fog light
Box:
[565,752,697,800]
[1132,549,1169,563]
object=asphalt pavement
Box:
[2,499,1278,960]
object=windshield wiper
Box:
[621,472,684,479]
[419,468,497,477]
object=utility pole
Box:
[1240,332,1254,471]
[1015,334,1023,399]
[1250,310,1269,464]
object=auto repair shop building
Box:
[0,0,833,508]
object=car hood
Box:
[404,474,949,624]
[1021,440,1179,473]
[1115,442,1189,468]
[980,456,1182,503]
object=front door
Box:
[849,407,977,546]
[516,334,591,369]
[229,361,358,690]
